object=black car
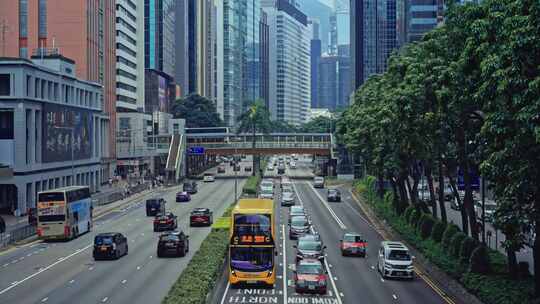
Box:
[295,235,326,262]
[190,208,213,226]
[93,232,128,260]
[153,212,178,232]
[157,231,190,257]
[277,165,285,175]
[244,166,252,172]
[234,164,241,171]
[146,198,166,216]
[183,182,198,194]
[289,215,311,240]
[327,189,341,202]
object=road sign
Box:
[188,146,205,155]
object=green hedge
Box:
[354,177,535,304]
[242,175,260,195]
[419,214,436,239]
[162,229,229,304]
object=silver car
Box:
[281,191,296,207]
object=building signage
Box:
[42,103,93,163]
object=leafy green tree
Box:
[237,100,272,175]
[300,116,336,133]
[171,94,223,128]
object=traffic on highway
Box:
[214,156,450,304]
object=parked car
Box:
[340,232,367,257]
[203,173,215,182]
[295,235,326,262]
[183,182,198,194]
[234,164,241,172]
[217,165,226,173]
[157,231,189,257]
[313,176,325,188]
[476,200,497,222]
[294,259,327,295]
[176,191,191,202]
[327,189,341,202]
[267,164,274,171]
[93,232,128,260]
[289,215,311,240]
[146,198,166,216]
[153,212,178,232]
[277,165,285,175]
[377,241,414,279]
[190,208,213,226]
[244,166,252,172]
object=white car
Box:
[475,200,497,222]
[259,187,274,199]
[290,161,297,169]
[203,173,215,182]
[377,241,414,279]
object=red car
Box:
[340,232,367,257]
[190,208,213,226]
[294,259,327,295]
[153,212,178,232]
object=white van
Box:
[377,241,414,279]
[203,173,215,182]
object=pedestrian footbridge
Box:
[186,132,334,156]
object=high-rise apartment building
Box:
[399,0,438,43]
[216,0,262,126]
[144,0,175,78]
[260,10,270,108]
[263,0,311,125]
[197,0,216,99]
[0,0,117,179]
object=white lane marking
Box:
[27,253,32,257]
[219,282,230,304]
[41,297,48,302]
[340,292,345,297]
[121,279,127,284]
[282,224,287,302]
[2,263,8,267]
[381,278,385,283]
[306,182,347,229]
[69,279,75,284]
[88,266,94,271]
[323,258,343,304]
[136,266,141,270]
[10,281,18,285]
[101,297,109,302]
[393,294,398,300]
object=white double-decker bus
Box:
[37,186,92,240]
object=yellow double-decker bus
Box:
[229,198,276,287]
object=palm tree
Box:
[237,100,272,176]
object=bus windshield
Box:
[233,214,271,237]
[230,247,273,272]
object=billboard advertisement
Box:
[42,104,93,163]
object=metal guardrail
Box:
[0,225,36,249]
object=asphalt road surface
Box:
[0,178,245,304]
[214,177,450,304]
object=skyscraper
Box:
[197,0,216,99]
[216,0,262,126]
[175,0,189,96]
[260,10,270,108]
[402,0,438,43]
[337,44,351,107]
[309,19,322,108]
[0,0,117,179]
[144,0,175,77]
[263,0,311,125]
[350,0,398,90]
[318,55,338,110]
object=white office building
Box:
[0,55,110,216]
[115,0,153,177]
[263,0,311,125]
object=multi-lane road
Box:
[215,160,451,304]
[0,176,245,304]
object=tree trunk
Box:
[437,155,447,223]
[377,173,385,199]
[397,174,409,215]
[425,162,437,218]
[389,175,400,213]
[456,124,478,240]
[448,175,468,235]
